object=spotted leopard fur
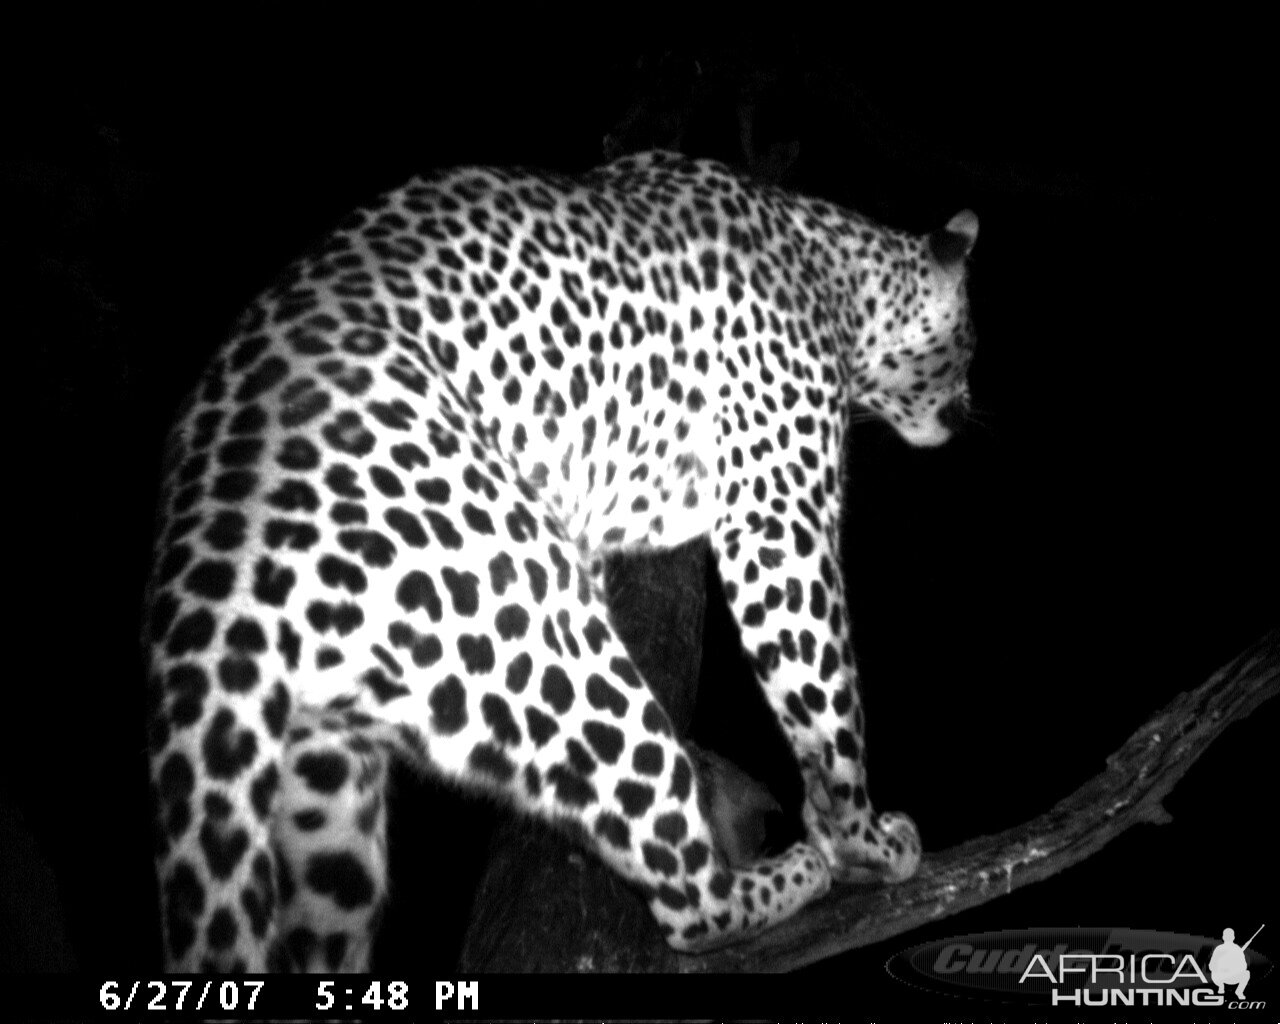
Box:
[144,151,978,970]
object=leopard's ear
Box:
[928,209,979,267]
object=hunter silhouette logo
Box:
[885,926,1271,1008]
[1210,924,1263,999]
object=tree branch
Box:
[680,627,1280,972]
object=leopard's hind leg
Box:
[270,705,389,971]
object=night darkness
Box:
[3,24,1275,1017]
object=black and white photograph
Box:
[3,22,1275,1021]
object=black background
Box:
[3,21,1275,1017]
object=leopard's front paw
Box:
[871,810,921,882]
[802,773,921,883]
[657,842,833,952]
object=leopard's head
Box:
[851,210,979,447]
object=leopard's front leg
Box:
[711,514,921,885]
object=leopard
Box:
[143,150,978,971]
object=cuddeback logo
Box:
[886,926,1270,1008]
